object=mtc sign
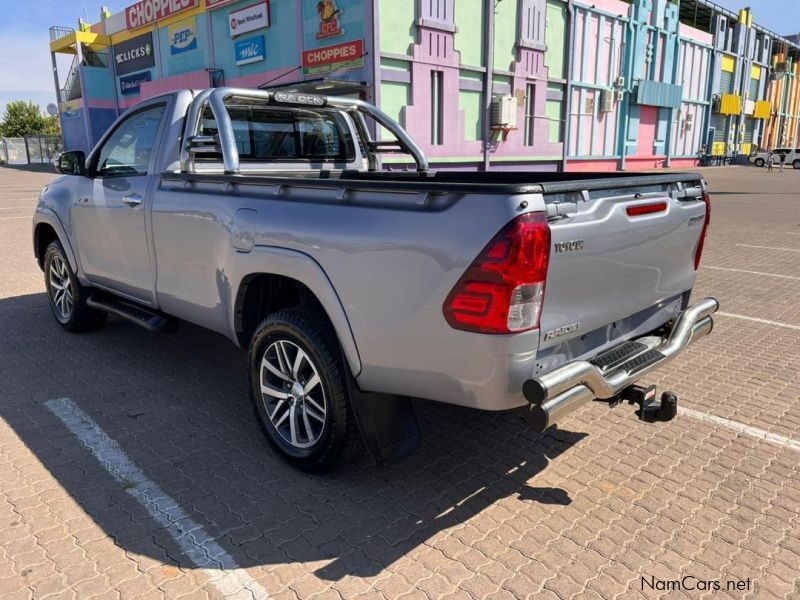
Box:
[126,0,199,30]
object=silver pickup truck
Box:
[34,88,717,471]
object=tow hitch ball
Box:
[612,385,678,423]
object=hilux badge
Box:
[554,240,584,253]
[688,215,704,228]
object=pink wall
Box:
[568,7,626,158]
[400,23,561,163]
[671,35,712,157]
[565,159,618,172]
[140,70,212,101]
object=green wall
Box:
[380,80,411,136]
[546,99,562,143]
[545,0,567,80]
[454,0,484,67]
[493,0,518,71]
[380,0,416,55]
[459,90,483,140]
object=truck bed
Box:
[163,170,703,196]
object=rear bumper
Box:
[522,297,719,431]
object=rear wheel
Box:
[43,241,107,332]
[754,158,765,168]
[248,308,359,472]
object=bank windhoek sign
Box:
[228,2,271,37]
[126,0,199,30]
[302,39,363,75]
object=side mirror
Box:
[56,151,87,176]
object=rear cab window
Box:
[199,103,355,164]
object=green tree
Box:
[0,101,52,137]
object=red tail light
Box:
[694,193,711,270]
[443,213,551,334]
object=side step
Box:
[87,294,178,332]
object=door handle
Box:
[122,193,144,206]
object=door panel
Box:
[71,103,167,304]
[73,175,153,301]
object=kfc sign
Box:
[125,0,199,30]
[302,39,364,75]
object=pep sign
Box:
[169,17,197,55]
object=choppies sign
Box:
[126,0,199,30]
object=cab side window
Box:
[95,105,166,177]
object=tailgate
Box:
[538,180,707,351]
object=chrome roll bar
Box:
[179,87,429,174]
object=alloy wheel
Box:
[49,254,74,322]
[260,339,327,449]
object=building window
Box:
[431,70,444,145]
[525,84,536,146]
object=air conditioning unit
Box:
[600,88,615,112]
[615,76,625,88]
[615,89,624,102]
[490,95,517,129]
[711,94,722,112]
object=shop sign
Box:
[235,35,266,65]
[207,0,237,9]
[126,0,199,30]
[301,39,363,75]
[60,101,80,119]
[120,71,152,95]
[114,32,155,76]
[229,2,271,37]
[168,17,197,55]
[314,0,343,39]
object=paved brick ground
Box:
[0,163,798,599]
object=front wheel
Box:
[793,159,800,169]
[248,308,360,472]
[43,241,107,332]
[754,158,765,168]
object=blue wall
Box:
[158,14,209,78]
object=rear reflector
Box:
[443,213,551,334]
[626,201,667,217]
[694,193,711,270]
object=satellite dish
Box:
[46,103,59,116]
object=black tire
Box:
[43,240,107,332]
[793,159,800,170]
[754,158,765,168]
[248,308,360,472]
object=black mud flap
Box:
[345,375,422,465]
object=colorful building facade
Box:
[49,0,800,170]
[761,42,800,151]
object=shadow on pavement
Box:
[0,292,587,579]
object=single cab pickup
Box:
[34,88,717,471]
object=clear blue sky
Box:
[0,1,131,114]
[0,0,796,114]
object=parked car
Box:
[749,148,800,168]
[33,88,717,471]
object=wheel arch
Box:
[33,212,79,274]
[230,247,362,377]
